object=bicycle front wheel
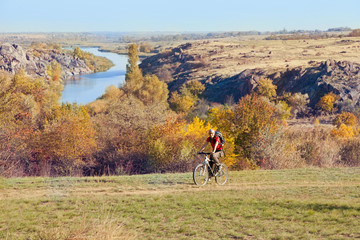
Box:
[193,163,209,186]
[215,163,229,185]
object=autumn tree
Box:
[0,69,62,176]
[124,44,144,94]
[232,94,278,167]
[169,81,205,113]
[138,75,169,104]
[317,92,339,113]
[124,44,168,105]
[169,91,194,113]
[331,112,358,139]
[47,60,62,81]
[256,78,277,100]
[139,42,154,53]
[30,104,97,175]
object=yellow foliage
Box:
[169,91,194,113]
[102,85,126,101]
[138,75,169,104]
[221,135,239,168]
[256,78,277,99]
[46,61,62,81]
[274,100,292,120]
[314,118,320,125]
[184,117,213,139]
[333,112,357,127]
[331,124,358,139]
[36,104,97,167]
[207,107,234,133]
[317,92,339,113]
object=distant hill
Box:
[139,38,360,108]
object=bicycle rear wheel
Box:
[215,163,228,185]
[193,164,209,186]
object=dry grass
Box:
[145,36,360,82]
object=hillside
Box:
[0,43,113,79]
[140,37,360,105]
[1,168,359,239]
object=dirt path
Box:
[1,181,358,200]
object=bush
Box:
[333,112,357,127]
[252,128,303,169]
[280,127,339,167]
[339,139,360,166]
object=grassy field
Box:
[1,168,359,239]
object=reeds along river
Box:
[61,48,128,104]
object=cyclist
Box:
[199,129,224,174]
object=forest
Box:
[1,43,359,177]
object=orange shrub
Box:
[333,112,357,127]
[330,124,358,139]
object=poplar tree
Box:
[125,44,144,94]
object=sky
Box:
[0,0,359,33]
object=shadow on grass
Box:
[274,201,360,212]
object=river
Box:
[61,47,128,104]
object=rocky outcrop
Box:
[274,60,360,106]
[140,42,360,107]
[140,42,206,92]
[204,60,360,106]
[0,43,92,78]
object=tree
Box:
[169,92,194,113]
[31,104,97,175]
[0,69,62,176]
[124,44,168,105]
[317,92,339,113]
[124,44,144,94]
[169,81,205,113]
[138,74,169,104]
[232,94,278,166]
[73,47,83,58]
[256,78,277,100]
[47,60,62,81]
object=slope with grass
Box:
[1,168,359,239]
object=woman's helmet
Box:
[208,129,215,134]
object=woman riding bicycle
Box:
[199,129,224,173]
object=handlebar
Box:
[197,152,212,155]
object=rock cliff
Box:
[0,43,92,78]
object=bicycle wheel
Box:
[193,163,209,186]
[215,163,228,185]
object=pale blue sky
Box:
[0,0,359,32]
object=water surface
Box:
[61,48,128,104]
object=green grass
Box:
[1,168,359,239]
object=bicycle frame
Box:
[199,153,217,176]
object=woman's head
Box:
[208,129,215,138]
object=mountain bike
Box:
[193,152,229,186]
